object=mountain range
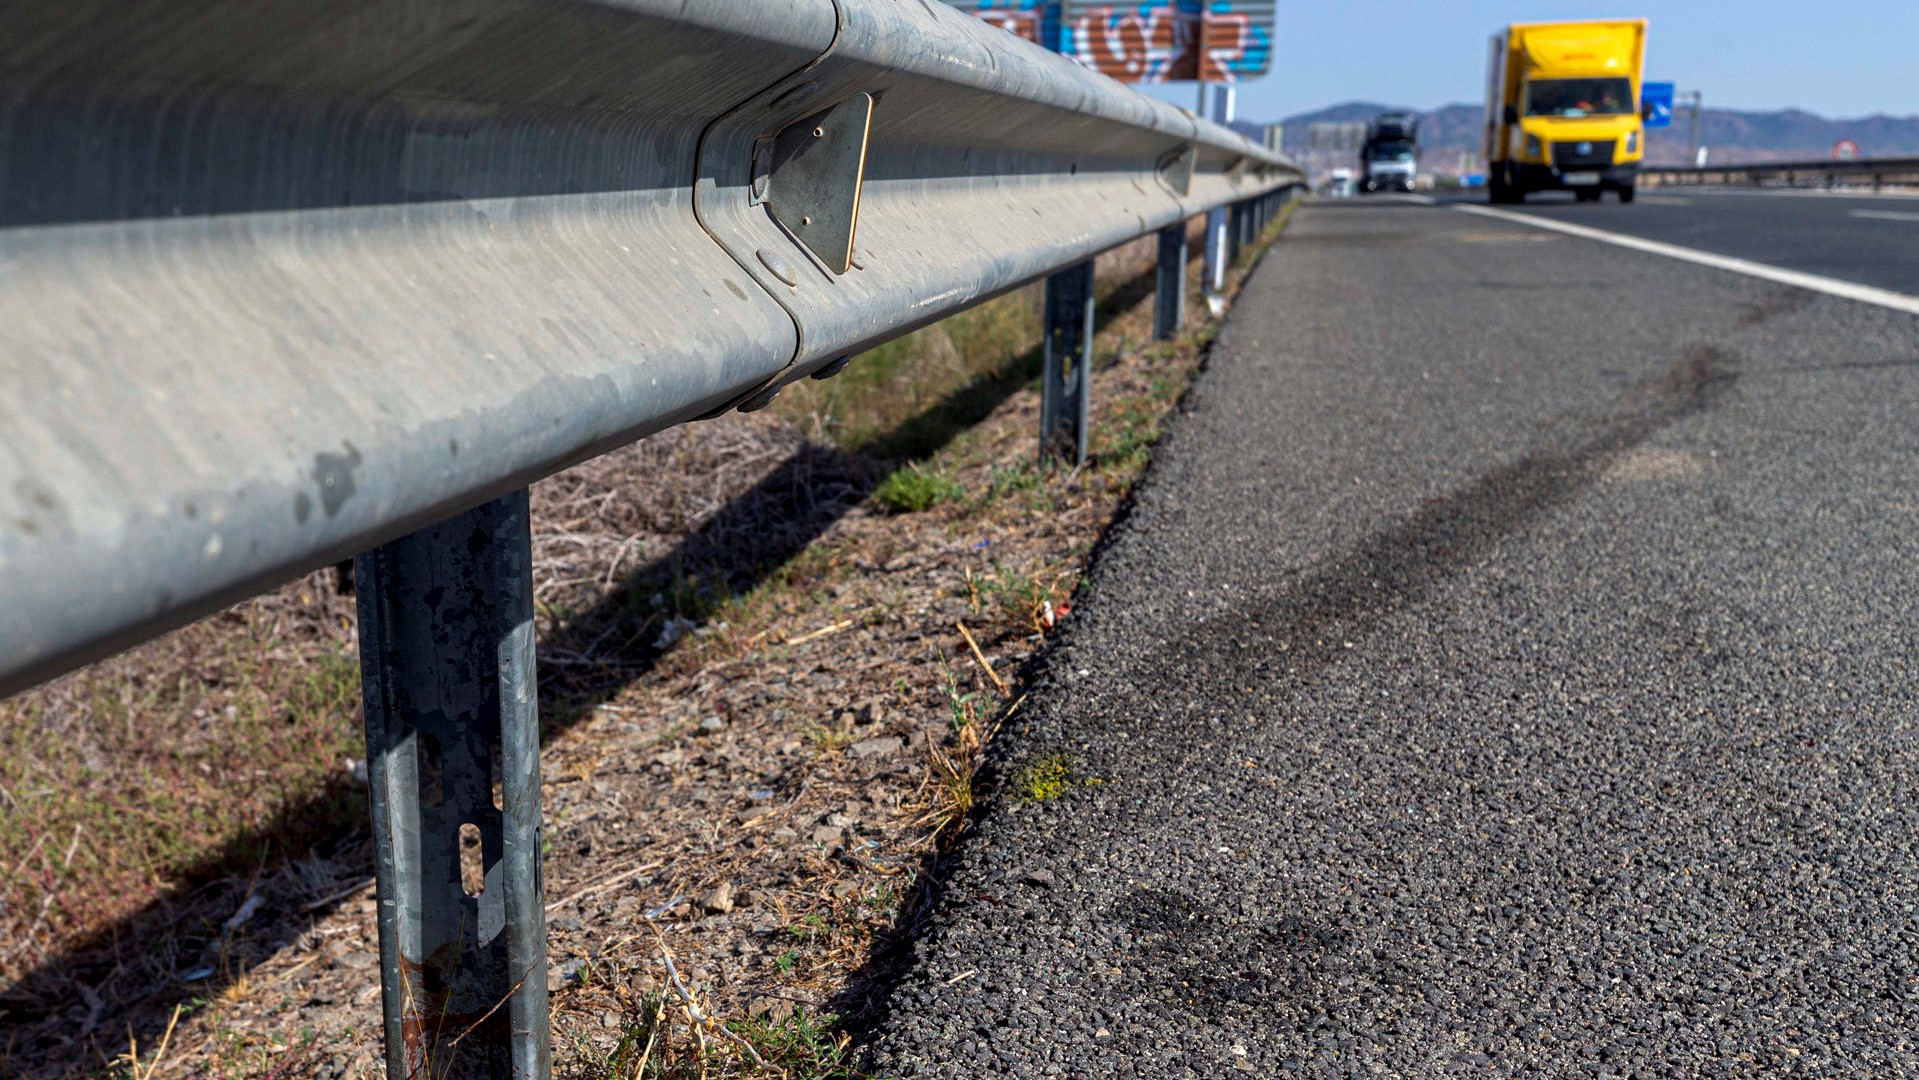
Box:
[1240,102,1919,173]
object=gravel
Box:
[859,201,1919,1077]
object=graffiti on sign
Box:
[943,0,1048,45]
[1198,2,1275,83]
[1062,3,1192,82]
[944,1,1274,83]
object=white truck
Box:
[1360,112,1419,193]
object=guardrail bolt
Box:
[1154,223,1188,341]
[1041,260,1094,467]
[356,489,551,1080]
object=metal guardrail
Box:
[0,0,1301,1074]
[1642,156,1919,190]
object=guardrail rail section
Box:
[1642,155,1919,191]
[0,1,1301,1074]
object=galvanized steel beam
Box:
[0,0,1300,699]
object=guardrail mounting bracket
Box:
[754,92,875,275]
[1158,144,1198,197]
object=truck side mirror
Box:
[1502,105,1518,124]
[1640,102,1652,120]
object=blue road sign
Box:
[1642,82,1675,129]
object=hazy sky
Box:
[1138,1,1919,121]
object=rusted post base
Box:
[357,490,550,1079]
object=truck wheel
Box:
[1490,175,1513,204]
[1618,185,1636,204]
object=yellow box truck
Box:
[1483,19,1648,204]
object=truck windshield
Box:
[1370,145,1414,163]
[1524,78,1633,118]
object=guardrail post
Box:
[1154,223,1187,341]
[357,489,550,1080]
[1203,204,1228,299]
[1227,202,1245,265]
[1041,259,1094,466]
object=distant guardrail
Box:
[1642,156,1919,191]
[0,0,1302,1075]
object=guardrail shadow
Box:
[0,240,1183,1076]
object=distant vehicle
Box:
[1483,19,1648,204]
[1360,111,1419,194]
[1328,168,1356,198]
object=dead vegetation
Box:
[0,208,1295,1078]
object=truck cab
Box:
[1484,20,1648,204]
[1360,112,1419,193]
[1362,141,1417,193]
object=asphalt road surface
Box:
[861,199,1919,1076]
[1452,187,1919,296]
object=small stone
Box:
[752,998,797,1024]
[551,916,584,932]
[698,716,727,735]
[548,957,588,992]
[600,1010,621,1029]
[848,736,906,760]
[1096,1028,1110,1038]
[826,812,859,829]
[811,825,845,846]
[701,882,736,915]
[1023,869,1057,889]
[854,701,885,726]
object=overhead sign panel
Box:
[946,1,1273,83]
[1641,81,1674,129]
[1307,121,1368,152]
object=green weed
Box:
[726,1007,860,1079]
[872,464,964,514]
[1014,752,1075,801]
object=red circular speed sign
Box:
[1833,139,1860,161]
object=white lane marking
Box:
[1455,203,1919,317]
[1851,209,1919,223]
[1635,195,1692,206]
[1396,193,1438,206]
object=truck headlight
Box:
[1525,134,1543,159]
[1626,130,1639,154]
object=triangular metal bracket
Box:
[752,92,874,275]
[1157,144,1198,197]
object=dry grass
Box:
[0,204,1298,1078]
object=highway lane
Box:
[1446,186,1919,296]
[862,200,1919,1076]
